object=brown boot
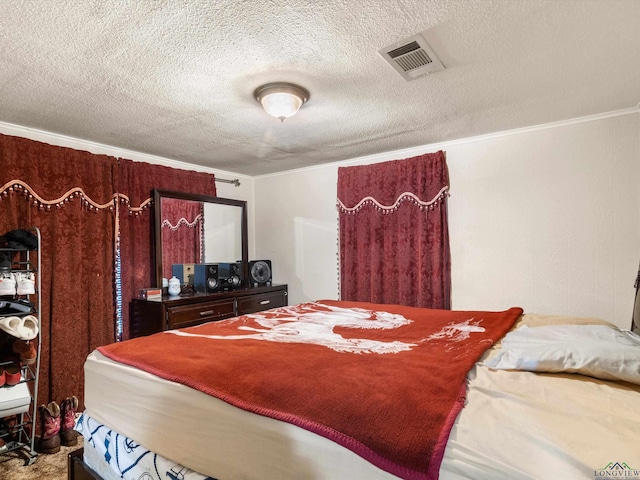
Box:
[37,402,60,454]
[59,396,79,446]
[12,338,36,365]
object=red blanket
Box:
[98,300,522,479]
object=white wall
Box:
[213,180,256,260]
[254,111,640,329]
[254,165,340,301]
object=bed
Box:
[75,300,640,480]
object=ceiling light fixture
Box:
[254,82,310,122]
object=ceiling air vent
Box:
[379,33,444,81]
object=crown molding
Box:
[256,105,640,180]
[2,104,638,182]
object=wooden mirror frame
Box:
[153,188,249,290]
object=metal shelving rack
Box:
[0,226,41,465]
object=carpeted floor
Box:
[0,437,82,480]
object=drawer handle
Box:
[259,300,271,305]
[200,310,215,316]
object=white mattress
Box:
[84,314,640,480]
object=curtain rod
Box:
[215,177,241,187]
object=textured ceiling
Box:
[1,0,639,176]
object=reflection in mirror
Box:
[203,202,242,264]
[154,189,248,289]
[160,197,204,280]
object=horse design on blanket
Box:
[166,302,417,354]
[425,318,486,342]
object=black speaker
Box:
[193,263,220,293]
[218,262,243,290]
[249,260,272,287]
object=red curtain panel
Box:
[116,159,215,340]
[0,133,218,413]
[337,151,451,309]
[0,133,117,413]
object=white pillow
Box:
[484,324,640,385]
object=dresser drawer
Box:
[167,298,236,329]
[237,290,287,315]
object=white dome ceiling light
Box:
[254,82,310,122]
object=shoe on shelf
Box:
[37,402,61,454]
[60,396,79,446]
[0,253,11,273]
[0,272,16,295]
[0,299,35,315]
[12,338,36,365]
[0,316,22,337]
[0,314,39,340]
[15,272,35,295]
[21,315,39,340]
[3,363,22,386]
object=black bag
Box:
[0,229,38,250]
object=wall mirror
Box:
[153,189,248,289]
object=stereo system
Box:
[173,260,272,293]
[193,262,243,293]
[249,260,272,287]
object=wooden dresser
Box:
[129,284,288,338]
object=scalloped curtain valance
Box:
[337,150,451,309]
[0,180,152,214]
